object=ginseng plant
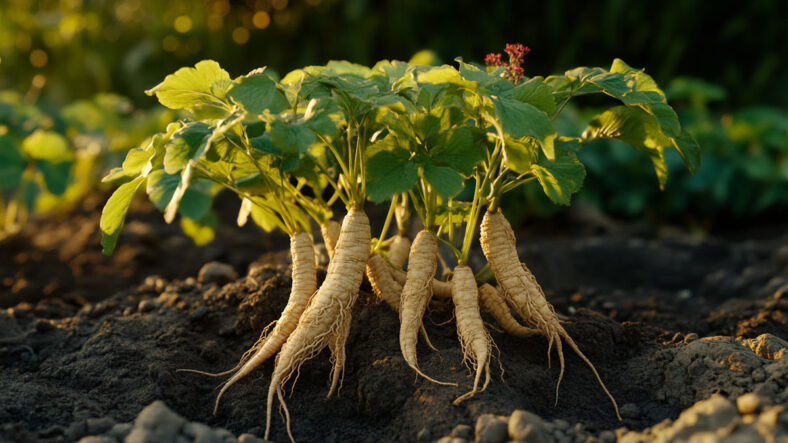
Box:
[101,46,699,441]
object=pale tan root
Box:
[391,267,452,299]
[366,252,437,351]
[386,234,411,269]
[478,283,538,337]
[399,230,455,386]
[327,312,352,398]
[451,265,492,405]
[265,208,370,441]
[320,220,341,259]
[180,232,316,415]
[480,210,621,420]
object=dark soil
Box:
[1,201,787,442]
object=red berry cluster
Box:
[484,43,531,84]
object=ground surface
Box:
[1,201,787,442]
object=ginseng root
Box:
[399,230,455,386]
[478,283,538,337]
[178,231,317,415]
[265,208,370,442]
[480,209,621,420]
[391,266,453,299]
[386,233,411,269]
[366,252,438,351]
[451,265,492,405]
[321,220,341,259]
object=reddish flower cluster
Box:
[484,43,531,84]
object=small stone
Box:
[737,393,763,415]
[189,307,209,321]
[598,430,616,443]
[198,262,238,286]
[86,417,115,435]
[476,414,508,443]
[435,437,467,443]
[137,299,157,313]
[134,400,186,439]
[450,424,473,440]
[620,403,640,419]
[184,422,212,438]
[77,436,117,443]
[416,427,431,442]
[65,421,87,441]
[125,427,154,443]
[554,419,569,431]
[108,423,132,440]
[508,410,546,442]
[193,428,224,443]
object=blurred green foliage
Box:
[507,78,788,224]
[0,90,172,239]
[1,0,785,108]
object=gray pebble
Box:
[134,400,186,439]
[108,423,132,440]
[194,429,225,443]
[86,417,115,435]
[475,414,508,443]
[65,421,87,441]
[137,299,157,313]
[598,430,616,443]
[125,427,154,443]
[435,438,467,443]
[198,262,238,286]
[554,419,569,431]
[736,393,763,415]
[450,424,473,440]
[509,410,546,442]
[184,421,212,438]
[620,403,641,419]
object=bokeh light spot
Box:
[31,74,47,89]
[271,0,288,10]
[232,27,250,44]
[174,15,193,33]
[30,49,48,68]
[253,11,271,29]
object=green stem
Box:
[458,171,483,265]
[374,194,398,252]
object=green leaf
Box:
[22,130,73,162]
[122,147,155,176]
[365,135,419,203]
[145,169,180,211]
[249,202,284,233]
[645,103,680,138]
[502,137,539,174]
[269,120,316,157]
[531,150,586,205]
[610,58,666,102]
[430,127,484,175]
[512,77,556,114]
[416,65,477,90]
[100,176,145,255]
[491,97,557,159]
[178,179,214,221]
[0,135,25,189]
[456,59,513,96]
[228,69,290,115]
[146,60,231,113]
[423,162,464,199]
[672,130,701,174]
[584,106,672,188]
[38,161,71,195]
[180,211,217,246]
[163,122,212,174]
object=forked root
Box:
[451,265,492,405]
[265,208,370,442]
[481,210,621,420]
